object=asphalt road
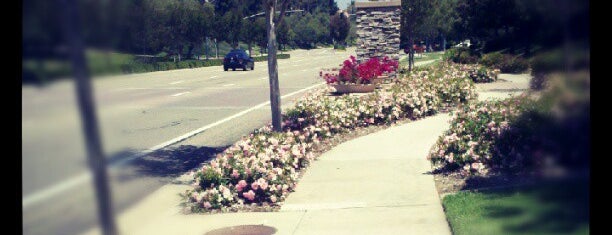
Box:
[22,47,352,235]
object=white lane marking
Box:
[22,82,326,209]
[223,84,235,87]
[260,77,268,80]
[169,81,183,85]
[301,69,308,72]
[114,87,187,91]
[171,92,190,97]
[210,76,218,79]
[22,174,92,209]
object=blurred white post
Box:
[59,0,118,234]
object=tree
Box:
[277,18,292,51]
[265,0,290,132]
[313,12,332,45]
[220,10,244,49]
[401,0,432,71]
[329,11,350,47]
[253,17,268,55]
[345,0,358,46]
[292,13,317,48]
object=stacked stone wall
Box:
[355,1,401,62]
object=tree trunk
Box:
[442,34,446,52]
[215,38,219,59]
[408,37,414,71]
[205,37,209,60]
[267,3,282,132]
[187,44,194,60]
[178,45,183,61]
[248,42,252,57]
[59,0,117,234]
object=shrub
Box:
[177,61,190,69]
[251,54,290,62]
[468,66,499,83]
[502,55,528,73]
[480,52,505,68]
[428,71,590,175]
[166,62,177,70]
[428,96,536,174]
[529,48,590,90]
[445,47,478,64]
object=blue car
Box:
[223,49,255,71]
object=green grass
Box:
[399,51,445,66]
[442,178,589,235]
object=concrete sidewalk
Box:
[82,113,452,235]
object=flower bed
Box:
[182,59,481,213]
[427,96,535,175]
[428,71,590,176]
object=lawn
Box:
[399,51,444,66]
[442,178,589,235]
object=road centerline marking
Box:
[223,84,235,87]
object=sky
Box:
[335,0,352,10]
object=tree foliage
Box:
[330,11,350,46]
[23,0,343,61]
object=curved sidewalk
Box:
[82,113,452,235]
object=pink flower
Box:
[236,180,247,192]
[251,181,259,191]
[257,178,268,190]
[231,169,240,179]
[243,190,256,201]
[270,195,277,203]
[203,201,212,209]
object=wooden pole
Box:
[59,0,118,234]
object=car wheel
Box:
[224,66,228,71]
[251,63,254,70]
[232,67,236,71]
[243,64,247,71]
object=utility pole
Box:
[59,0,118,234]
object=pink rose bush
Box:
[184,59,481,213]
[428,70,590,176]
[184,127,315,212]
[428,96,534,175]
[408,62,478,107]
